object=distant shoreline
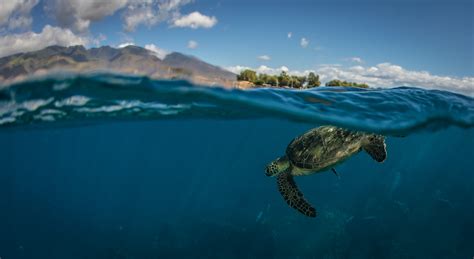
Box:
[234,69,369,89]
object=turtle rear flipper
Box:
[277,171,317,217]
[364,135,387,162]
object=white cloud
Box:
[300,37,309,48]
[87,33,107,47]
[257,55,271,61]
[287,32,292,39]
[187,40,198,49]
[0,25,90,58]
[319,63,474,95]
[172,11,217,29]
[0,0,39,31]
[45,0,198,32]
[226,63,474,95]
[257,65,288,74]
[96,33,107,42]
[145,43,169,59]
[7,16,32,30]
[225,65,250,74]
[117,42,135,48]
[48,0,128,32]
[3,0,218,33]
[348,57,363,63]
[226,65,295,76]
[122,0,195,31]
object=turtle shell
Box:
[286,126,362,170]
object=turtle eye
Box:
[265,164,272,173]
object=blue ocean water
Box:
[0,74,473,258]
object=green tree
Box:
[307,72,321,87]
[266,75,278,86]
[237,69,257,82]
[289,75,304,88]
[278,71,290,87]
[258,73,269,84]
[254,78,265,86]
[354,83,369,88]
[326,79,368,88]
[298,76,307,87]
[325,79,342,86]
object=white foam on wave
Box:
[0,117,15,125]
[33,114,56,122]
[39,109,65,116]
[22,98,54,111]
[76,105,125,113]
[74,100,190,115]
[55,96,91,107]
[0,98,54,125]
[53,82,71,91]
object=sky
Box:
[0,0,472,94]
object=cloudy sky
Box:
[0,0,472,94]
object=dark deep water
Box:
[0,74,473,258]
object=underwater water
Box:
[0,74,473,258]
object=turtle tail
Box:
[277,171,317,217]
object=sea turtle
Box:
[265,125,387,217]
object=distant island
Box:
[235,69,369,89]
[0,45,369,90]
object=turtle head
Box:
[265,156,290,177]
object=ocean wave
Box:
[0,73,473,135]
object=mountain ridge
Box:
[0,45,236,87]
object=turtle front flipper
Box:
[363,135,387,162]
[277,171,317,217]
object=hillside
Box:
[0,45,236,87]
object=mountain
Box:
[163,52,236,84]
[0,45,237,87]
